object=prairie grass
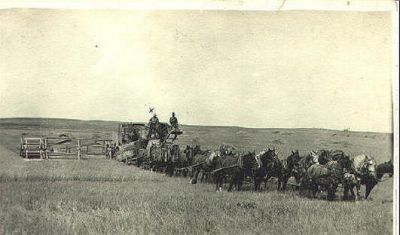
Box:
[0,119,393,234]
[0,166,393,234]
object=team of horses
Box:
[176,145,393,201]
[115,142,393,201]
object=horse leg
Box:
[228,177,234,192]
[263,175,267,190]
[263,175,268,190]
[215,174,223,192]
[296,174,304,191]
[350,186,356,200]
[254,177,260,191]
[327,187,334,201]
[264,175,272,190]
[280,175,288,191]
[355,182,361,201]
[199,170,205,183]
[219,175,224,192]
[214,174,219,191]
[328,184,337,201]
[278,174,288,191]
[202,173,206,183]
[171,163,176,176]
[191,170,199,184]
[237,177,243,191]
[228,171,239,192]
[233,170,244,192]
[365,180,377,199]
[165,164,171,176]
[312,183,318,198]
[343,184,350,200]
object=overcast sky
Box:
[0,9,394,132]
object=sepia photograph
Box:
[0,0,398,234]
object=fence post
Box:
[44,138,48,159]
[77,139,81,160]
[20,136,23,157]
[25,139,28,159]
[40,138,43,159]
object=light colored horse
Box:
[352,154,377,176]
[344,154,378,200]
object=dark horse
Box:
[212,151,256,192]
[286,150,304,187]
[253,148,288,191]
[376,160,393,180]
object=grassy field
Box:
[0,118,394,234]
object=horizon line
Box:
[0,116,393,134]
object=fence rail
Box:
[20,135,113,160]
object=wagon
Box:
[116,121,183,173]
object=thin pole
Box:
[25,139,28,159]
[40,138,43,159]
[45,138,48,159]
[77,139,81,160]
[20,136,23,157]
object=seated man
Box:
[169,112,179,130]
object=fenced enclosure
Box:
[20,135,113,160]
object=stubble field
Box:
[0,118,394,234]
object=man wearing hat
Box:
[169,112,179,130]
[149,114,159,138]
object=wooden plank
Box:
[187,162,205,169]
[47,152,78,156]
[45,137,72,140]
[212,165,239,174]
[47,139,72,146]
[24,138,43,141]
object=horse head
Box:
[289,150,300,160]
[364,157,377,176]
[287,150,300,171]
[310,150,320,164]
[266,148,277,157]
[207,150,222,165]
[183,145,190,153]
[255,150,266,168]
